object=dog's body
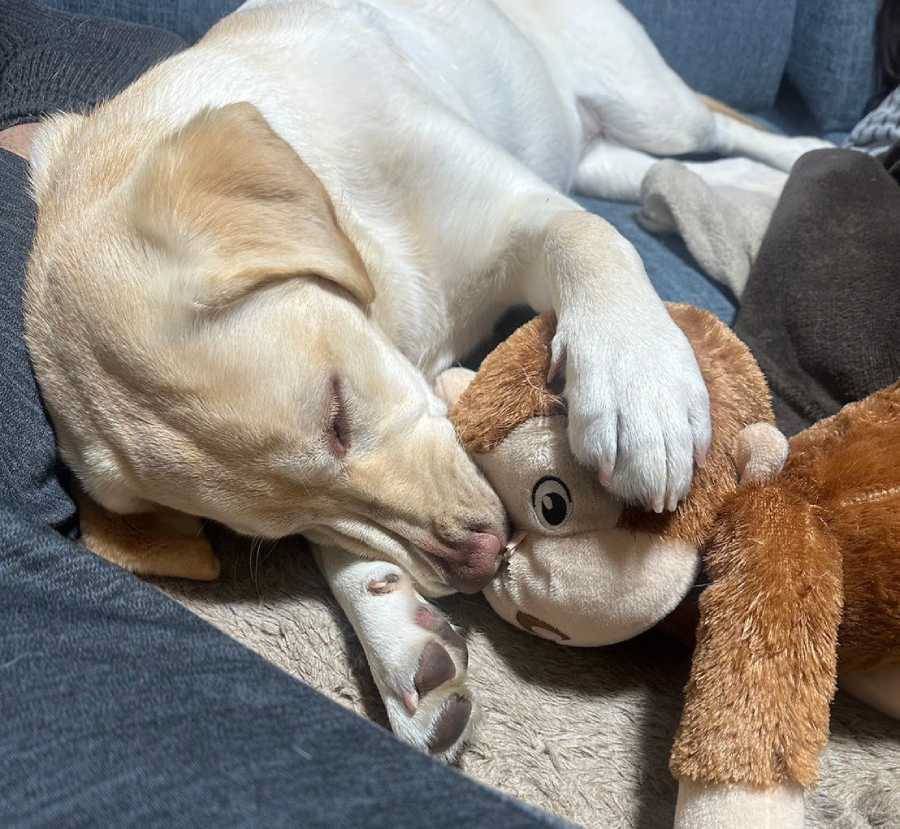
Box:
[26,1,825,821]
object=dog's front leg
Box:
[521,209,711,511]
[314,545,475,760]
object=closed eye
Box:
[327,375,349,458]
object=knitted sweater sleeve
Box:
[0,0,185,130]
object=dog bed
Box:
[157,529,900,828]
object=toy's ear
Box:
[733,422,788,484]
[435,367,477,409]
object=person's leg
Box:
[41,0,244,42]
[0,504,558,827]
[0,1,190,530]
[734,148,900,433]
[0,148,76,532]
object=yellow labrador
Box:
[26,1,825,811]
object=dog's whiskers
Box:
[249,536,262,591]
[248,537,279,595]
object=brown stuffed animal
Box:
[436,304,900,828]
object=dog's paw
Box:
[356,565,475,761]
[555,306,710,512]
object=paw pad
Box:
[415,605,468,663]
[414,640,456,697]
[427,694,472,755]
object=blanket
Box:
[156,529,900,828]
[640,145,900,436]
[734,146,900,435]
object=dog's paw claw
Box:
[367,571,402,594]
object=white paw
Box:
[353,564,475,761]
[555,305,711,512]
[767,135,833,173]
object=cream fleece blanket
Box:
[157,529,900,828]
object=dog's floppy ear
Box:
[130,102,375,308]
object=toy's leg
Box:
[670,481,844,824]
[77,488,220,581]
[840,664,900,719]
[675,779,804,829]
[315,545,474,761]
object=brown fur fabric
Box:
[618,304,773,546]
[672,381,900,787]
[455,305,898,790]
[452,312,563,454]
[785,381,900,673]
[670,481,844,787]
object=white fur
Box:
[220,0,824,777]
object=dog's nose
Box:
[463,530,505,559]
[439,530,506,594]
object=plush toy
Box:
[435,304,900,828]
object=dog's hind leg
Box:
[575,139,789,204]
[573,139,657,202]
[315,546,475,761]
[544,0,830,173]
[700,110,832,174]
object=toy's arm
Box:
[671,424,842,828]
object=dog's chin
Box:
[304,523,457,598]
[423,552,499,594]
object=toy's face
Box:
[439,305,772,648]
[475,416,700,646]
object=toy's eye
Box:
[531,476,572,530]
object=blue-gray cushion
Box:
[786,0,879,132]
[621,0,797,111]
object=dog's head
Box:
[26,102,507,595]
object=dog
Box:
[25,0,826,819]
